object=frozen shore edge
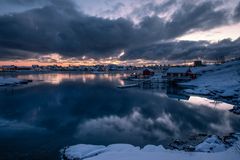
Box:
[61,133,240,160]
[180,60,240,115]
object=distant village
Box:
[0,58,238,84]
[0,60,222,85]
[0,60,206,72]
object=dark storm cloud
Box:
[123,38,240,60]
[0,0,237,60]
[130,0,176,18]
[165,1,228,38]
[0,1,136,59]
[0,0,50,15]
[234,1,240,20]
[0,47,37,60]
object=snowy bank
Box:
[195,135,226,152]
[61,134,240,160]
[0,77,32,86]
[61,143,240,160]
[180,60,240,112]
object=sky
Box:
[0,0,240,66]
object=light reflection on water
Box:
[16,73,127,85]
[0,73,239,159]
[184,96,234,110]
[149,83,234,111]
[19,73,233,111]
[156,91,234,111]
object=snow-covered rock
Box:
[141,145,165,152]
[106,144,140,152]
[62,140,240,160]
[62,144,140,160]
[195,135,226,153]
[62,144,106,160]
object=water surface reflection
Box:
[0,73,239,159]
[16,73,127,85]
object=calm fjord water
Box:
[0,73,239,159]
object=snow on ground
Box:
[195,135,226,152]
[181,60,240,112]
[62,144,106,160]
[0,77,31,86]
[62,139,240,160]
[183,60,240,98]
[62,144,140,160]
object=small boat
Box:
[117,83,139,89]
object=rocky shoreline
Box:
[61,133,240,160]
[167,133,240,152]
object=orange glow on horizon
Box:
[0,58,200,67]
[0,52,167,67]
[0,53,206,67]
[0,52,132,67]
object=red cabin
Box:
[142,68,155,76]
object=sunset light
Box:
[0,0,240,160]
